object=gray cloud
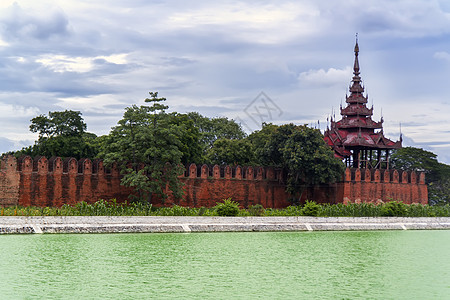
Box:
[0,136,32,153]
[0,0,449,164]
[0,3,70,41]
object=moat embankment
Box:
[0,216,449,234]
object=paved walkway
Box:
[0,216,449,234]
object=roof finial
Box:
[354,33,360,75]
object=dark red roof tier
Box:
[335,117,382,129]
[340,104,373,116]
[325,128,401,150]
[346,93,368,104]
[324,39,401,159]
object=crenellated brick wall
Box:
[17,156,131,207]
[175,164,292,208]
[0,156,20,206]
[341,168,428,205]
[0,156,428,208]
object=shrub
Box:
[381,201,408,217]
[197,206,207,216]
[408,204,436,217]
[301,200,321,217]
[158,205,195,216]
[284,205,303,216]
[248,204,265,216]
[1,201,449,217]
[432,204,450,217]
[214,198,240,216]
[326,202,380,217]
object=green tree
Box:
[186,112,246,159]
[250,123,345,202]
[15,110,100,159]
[206,138,255,165]
[281,125,345,202]
[248,123,294,166]
[166,113,203,164]
[391,146,450,205]
[390,147,441,183]
[428,177,450,206]
[30,110,86,138]
[28,133,99,159]
[100,92,185,203]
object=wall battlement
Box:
[342,168,427,205]
[346,168,425,185]
[0,156,428,208]
[16,156,120,176]
[183,163,283,181]
[5,156,128,207]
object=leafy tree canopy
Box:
[248,122,295,166]
[250,123,345,202]
[186,112,246,151]
[165,112,203,164]
[206,138,255,166]
[15,110,99,159]
[100,92,185,202]
[30,110,86,138]
[391,147,441,182]
[391,146,450,205]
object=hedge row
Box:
[1,199,449,217]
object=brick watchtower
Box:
[324,38,402,169]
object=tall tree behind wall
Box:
[391,147,450,205]
[249,123,345,203]
[100,92,185,203]
[14,110,99,159]
[186,112,246,162]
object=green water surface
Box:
[0,230,449,299]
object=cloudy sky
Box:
[1,0,450,163]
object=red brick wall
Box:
[0,156,20,206]
[17,156,131,207]
[341,168,428,205]
[173,164,292,208]
[0,156,429,207]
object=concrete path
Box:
[0,216,449,234]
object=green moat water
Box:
[0,231,449,299]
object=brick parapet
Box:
[0,156,20,206]
[0,156,429,207]
[342,168,428,205]
[14,156,131,207]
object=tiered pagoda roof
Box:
[324,39,401,160]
